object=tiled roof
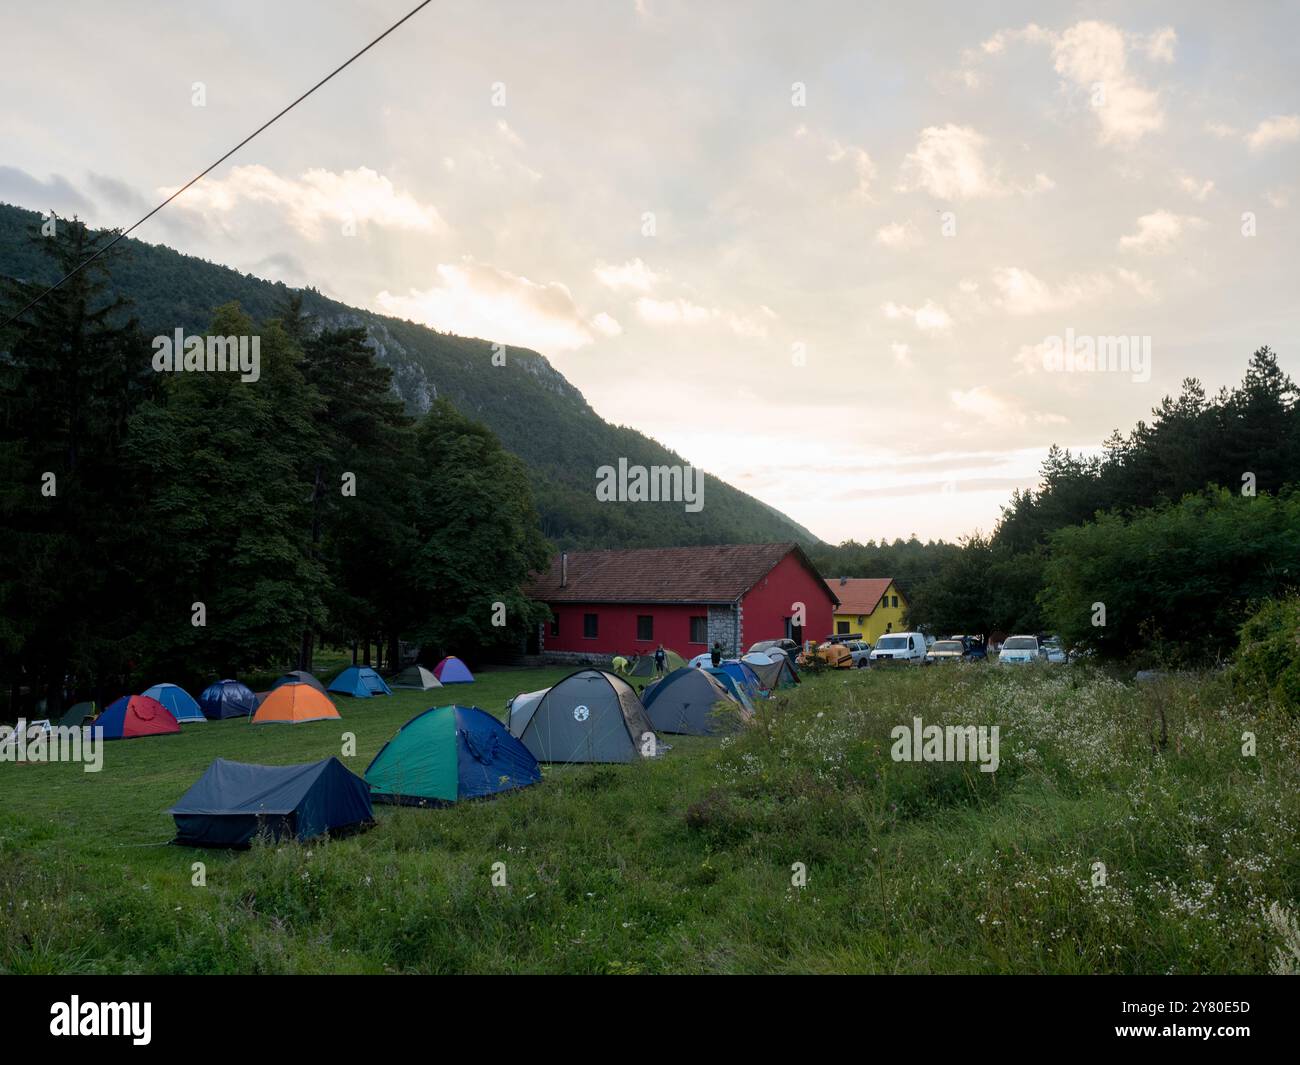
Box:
[528,542,835,604]
[825,577,893,616]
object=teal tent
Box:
[328,666,392,698]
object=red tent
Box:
[95,694,181,740]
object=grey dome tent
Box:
[389,665,442,690]
[508,669,657,763]
[270,670,328,695]
[741,652,799,690]
[642,666,749,736]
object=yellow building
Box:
[824,578,908,643]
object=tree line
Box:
[0,217,551,715]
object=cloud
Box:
[167,164,446,238]
[826,141,876,200]
[875,221,921,249]
[0,166,91,215]
[593,257,661,292]
[1141,27,1177,63]
[634,297,768,337]
[882,300,952,333]
[898,125,1006,200]
[1177,175,1214,202]
[375,259,607,354]
[1118,209,1204,253]
[990,267,1114,315]
[949,385,1066,426]
[890,342,913,366]
[1245,114,1300,151]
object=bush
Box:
[1232,595,1300,715]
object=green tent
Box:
[627,648,687,677]
[57,701,96,727]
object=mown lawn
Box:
[2,662,1298,974]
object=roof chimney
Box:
[560,552,568,588]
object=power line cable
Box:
[0,0,434,331]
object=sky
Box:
[2,1,1297,544]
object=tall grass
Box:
[2,663,1297,973]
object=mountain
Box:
[0,202,819,550]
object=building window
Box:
[891,595,898,608]
[549,617,559,637]
[857,615,864,625]
[689,616,708,644]
[583,613,598,639]
[836,621,849,635]
[637,615,654,641]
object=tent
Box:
[742,652,799,690]
[57,700,96,728]
[433,656,475,684]
[327,666,392,698]
[702,667,755,714]
[94,695,181,740]
[143,683,205,723]
[199,679,259,720]
[719,660,768,700]
[642,667,748,735]
[506,689,549,736]
[389,665,442,691]
[252,683,341,725]
[168,757,373,848]
[687,653,715,669]
[508,669,656,763]
[366,705,541,805]
[269,670,328,695]
[627,648,687,677]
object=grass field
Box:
[2,661,1299,974]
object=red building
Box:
[526,543,837,662]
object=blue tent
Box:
[365,705,541,805]
[168,757,373,847]
[198,679,259,720]
[143,683,205,723]
[327,666,393,698]
[703,667,755,713]
[719,660,768,700]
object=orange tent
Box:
[251,683,341,725]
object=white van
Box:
[868,632,927,664]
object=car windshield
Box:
[930,641,962,653]
[876,636,907,650]
[1004,637,1038,650]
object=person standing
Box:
[710,641,723,668]
[654,644,666,674]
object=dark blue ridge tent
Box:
[720,660,768,701]
[168,757,374,848]
[198,679,259,720]
[327,666,392,698]
[702,667,756,713]
[643,667,749,736]
[365,705,541,806]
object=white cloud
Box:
[1205,121,1238,138]
[593,257,661,292]
[949,385,1067,426]
[898,125,1005,200]
[375,259,605,354]
[1141,27,1177,63]
[1051,21,1164,144]
[990,267,1113,315]
[890,342,913,366]
[634,297,768,337]
[168,164,445,238]
[875,221,921,249]
[1118,209,1204,253]
[827,141,877,200]
[1246,114,1300,151]
[882,300,952,333]
[1177,175,1215,202]
[1266,188,1290,209]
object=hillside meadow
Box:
[1,662,1298,974]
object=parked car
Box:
[924,639,971,664]
[797,641,853,669]
[950,635,989,660]
[998,634,1044,664]
[1042,636,1068,664]
[840,639,872,667]
[749,638,800,658]
[868,632,927,664]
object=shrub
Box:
[1232,595,1300,715]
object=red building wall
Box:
[543,602,711,655]
[740,550,836,646]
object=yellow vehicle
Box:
[796,641,853,669]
